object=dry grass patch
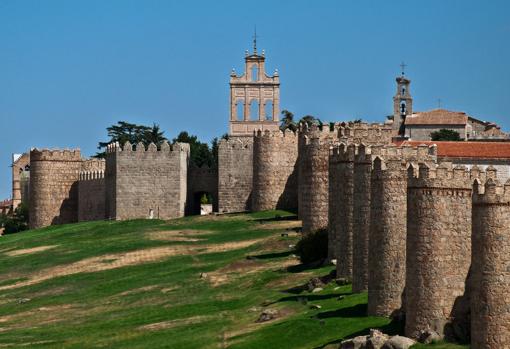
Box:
[255,220,302,231]
[4,245,57,257]
[146,229,212,242]
[0,239,265,291]
[138,315,213,331]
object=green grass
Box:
[0,211,469,348]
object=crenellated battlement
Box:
[81,158,105,172]
[408,162,472,191]
[30,148,82,162]
[218,137,254,150]
[253,129,297,138]
[79,171,105,181]
[330,143,357,162]
[473,176,510,204]
[105,141,190,155]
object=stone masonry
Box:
[405,163,472,338]
[252,129,299,211]
[218,136,254,213]
[352,144,372,292]
[471,177,510,348]
[78,170,106,222]
[329,143,355,278]
[29,149,83,229]
[367,144,437,316]
[105,141,189,220]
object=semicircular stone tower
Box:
[471,177,510,348]
[252,130,298,211]
[29,149,82,229]
[405,163,472,338]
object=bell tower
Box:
[229,34,280,136]
[392,63,413,137]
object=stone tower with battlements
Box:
[105,141,189,220]
[405,163,472,338]
[471,176,510,348]
[229,44,280,136]
[29,149,83,229]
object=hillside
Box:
[0,211,468,348]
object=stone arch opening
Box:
[191,191,214,216]
[250,99,259,121]
[264,100,273,120]
[236,99,245,120]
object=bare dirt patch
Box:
[0,304,76,329]
[0,239,265,291]
[146,230,212,242]
[255,220,302,231]
[206,257,300,287]
[138,315,213,331]
[4,245,57,257]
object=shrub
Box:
[2,203,29,234]
[295,229,328,264]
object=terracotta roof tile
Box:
[396,141,510,159]
[405,109,468,126]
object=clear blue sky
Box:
[1,0,509,199]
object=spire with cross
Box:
[400,61,407,76]
[253,26,258,55]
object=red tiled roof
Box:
[0,199,12,208]
[405,109,468,126]
[396,141,510,159]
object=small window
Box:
[265,100,273,120]
[251,65,259,82]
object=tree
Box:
[1,203,29,234]
[430,129,462,141]
[95,121,167,158]
[173,131,215,168]
[143,123,167,147]
[280,110,297,132]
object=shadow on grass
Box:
[315,303,368,319]
[286,261,325,274]
[313,320,405,349]
[269,293,351,305]
[247,250,295,260]
[251,215,299,223]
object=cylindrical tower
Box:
[252,130,298,211]
[330,143,356,279]
[352,144,372,293]
[29,149,82,229]
[471,177,510,348]
[300,135,332,234]
[405,163,472,338]
[368,155,407,316]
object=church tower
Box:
[392,64,413,137]
[229,35,280,136]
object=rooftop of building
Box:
[395,140,510,159]
[405,109,468,126]
[0,199,12,209]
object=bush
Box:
[295,229,328,264]
[2,203,29,234]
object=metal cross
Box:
[253,26,258,54]
[400,61,407,76]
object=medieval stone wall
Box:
[105,141,189,220]
[329,143,355,278]
[218,136,253,213]
[301,134,334,234]
[367,144,437,315]
[405,163,472,338]
[29,149,82,229]
[352,144,372,292]
[252,130,298,211]
[78,170,106,222]
[471,177,510,348]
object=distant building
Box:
[12,153,30,209]
[391,72,508,141]
[397,140,510,180]
[0,199,12,215]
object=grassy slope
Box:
[0,211,468,349]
